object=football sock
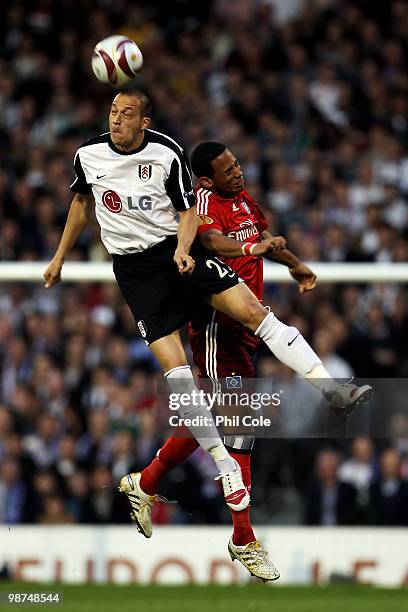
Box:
[255,313,322,376]
[229,451,256,546]
[304,363,338,394]
[165,366,235,472]
[208,443,238,474]
[140,428,199,495]
[255,314,343,397]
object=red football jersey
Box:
[190,186,267,332]
[194,185,267,328]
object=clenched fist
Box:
[251,236,286,257]
[44,258,64,288]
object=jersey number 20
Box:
[206,258,236,278]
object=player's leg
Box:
[113,253,227,460]
[139,323,206,497]
[224,437,255,543]
[208,282,321,373]
[197,321,257,545]
[140,426,199,495]
[224,433,279,581]
[113,247,250,534]
[148,330,232,463]
[119,330,250,534]
[138,331,200,498]
[189,251,322,380]
[208,282,372,409]
[202,322,279,580]
[138,326,257,546]
[140,330,256,502]
[139,326,257,511]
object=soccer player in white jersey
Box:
[44,89,371,579]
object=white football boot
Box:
[228,539,280,582]
[325,382,372,416]
[215,460,250,511]
[118,472,156,538]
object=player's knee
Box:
[164,365,196,396]
[241,302,269,331]
[224,435,255,452]
[164,365,192,379]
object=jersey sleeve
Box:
[196,190,223,235]
[70,151,92,195]
[165,152,195,211]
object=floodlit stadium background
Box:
[0,0,408,588]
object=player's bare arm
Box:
[261,230,317,294]
[200,228,286,258]
[173,206,197,275]
[44,193,94,288]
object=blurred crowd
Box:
[1,0,408,526]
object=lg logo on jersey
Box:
[102,190,152,214]
[102,190,122,213]
[127,195,153,211]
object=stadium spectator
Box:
[339,437,376,496]
[65,471,91,523]
[369,448,408,525]
[23,412,60,469]
[82,465,129,524]
[0,457,28,524]
[38,495,75,525]
[312,328,354,378]
[389,413,408,479]
[304,449,358,525]
[339,437,376,522]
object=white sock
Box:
[165,366,234,468]
[304,364,339,395]
[208,443,237,474]
[255,313,322,376]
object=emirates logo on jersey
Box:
[228,225,259,241]
[138,164,152,182]
[102,190,122,213]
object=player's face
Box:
[209,149,244,194]
[109,94,150,150]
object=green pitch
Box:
[1,584,406,612]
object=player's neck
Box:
[115,130,145,153]
[212,187,241,199]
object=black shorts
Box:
[112,236,241,345]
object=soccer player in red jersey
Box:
[189,155,317,380]
[129,142,371,580]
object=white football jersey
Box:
[70,129,195,254]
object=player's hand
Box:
[252,236,286,256]
[289,263,317,293]
[173,250,195,276]
[44,258,64,288]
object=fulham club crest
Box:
[138,164,152,182]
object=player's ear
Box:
[141,116,151,129]
[200,176,213,189]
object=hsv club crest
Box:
[138,164,152,182]
[241,201,251,214]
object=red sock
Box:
[140,426,199,495]
[229,451,256,546]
